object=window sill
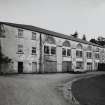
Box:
[44,54,56,56]
[76,57,83,58]
[62,55,71,57]
[87,58,92,59]
[16,52,24,54]
[31,39,36,40]
[16,36,24,38]
[31,54,37,55]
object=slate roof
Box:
[0,21,103,48]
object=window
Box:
[95,53,100,59]
[62,48,71,57]
[76,50,83,58]
[67,49,71,56]
[32,47,36,55]
[44,45,49,54]
[32,32,36,40]
[18,29,23,38]
[76,62,83,69]
[44,45,56,55]
[51,46,56,55]
[62,48,66,56]
[18,45,23,54]
[87,52,92,59]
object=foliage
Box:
[90,38,98,44]
[90,37,105,46]
[0,47,11,64]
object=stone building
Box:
[0,22,105,73]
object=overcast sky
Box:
[0,0,105,40]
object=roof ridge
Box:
[0,21,103,48]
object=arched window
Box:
[44,36,56,55]
[62,40,71,57]
[87,46,92,51]
[45,36,55,44]
[76,43,82,50]
[86,46,92,59]
[76,44,83,58]
[95,47,99,52]
[63,41,70,47]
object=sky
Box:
[0,0,105,40]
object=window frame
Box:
[51,46,56,55]
[32,32,36,40]
[86,52,92,59]
[44,45,50,55]
[18,28,23,38]
[32,47,36,55]
[95,53,100,59]
[76,50,83,58]
[44,44,56,55]
[17,44,24,54]
[62,47,71,57]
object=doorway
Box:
[18,62,23,73]
[32,62,37,73]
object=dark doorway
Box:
[98,63,105,71]
[18,62,23,73]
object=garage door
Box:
[62,61,72,72]
[44,61,57,73]
[87,63,92,71]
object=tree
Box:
[0,42,11,74]
[71,31,78,38]
[97,37,105,46]
[90,38,98,44]
[90,36,105,46]
[82,34,86,41]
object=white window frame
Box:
[62,46,71,57]
[76,49,83,58]
[44,44,56,55]
[87,52,92,59]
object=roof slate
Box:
[0,21,103,48]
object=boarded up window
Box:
[44,61,57,72]
[62,61,72,72]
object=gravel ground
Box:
[0,71,104,105]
